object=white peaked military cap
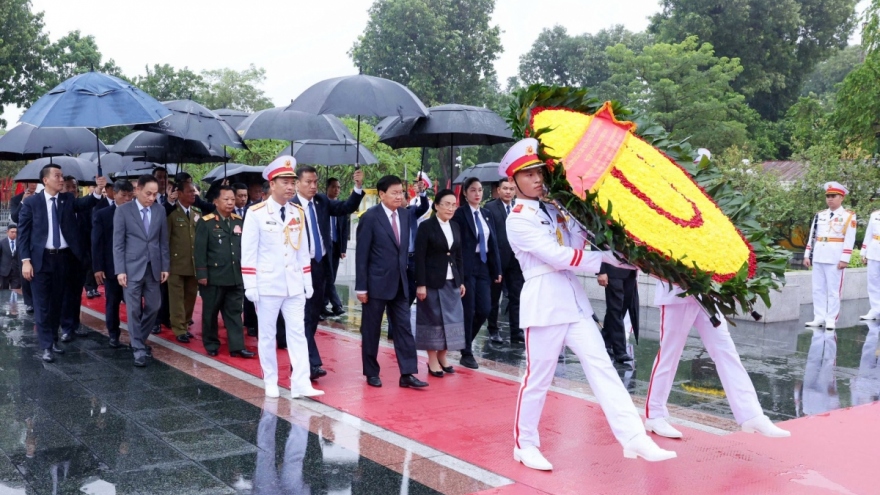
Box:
[416,171,432,188]
[263,155,298,181]
[824,181,848,196]
[499,138,544,178]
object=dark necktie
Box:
[51,197,60,248]
[331,216,337,242]
[538,201,551,221]
[280,205,285,222]
[10,240,14,255]
[309,202,323,261]
[506,203,511,216]
[474,210,486,263]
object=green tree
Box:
[0,0,48,127]
[198,65,274,112]
[784,95,831,152]
[606,36,751,152]
[517,24,650,98]
[650,0,858,121]
[38,30,124,92]
[800,45,864,98]
[350,0,503,107]
[133,64,207,102]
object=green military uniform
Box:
[167,204,201,338]
[194,211,246,353]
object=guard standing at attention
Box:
[860,208,880,320]
[195,185,255,359]
[804,182,856,330]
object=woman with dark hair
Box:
[414,189,466,376]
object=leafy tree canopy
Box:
[198,65,274,112]
[133,64,208,103]
[0,0,47,127]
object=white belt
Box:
[523,264,557,280]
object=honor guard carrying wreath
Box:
[804,182,856,329]
[242,156,324,399]
[860,207,880,320]
[501,138,676,471]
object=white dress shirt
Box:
[297,193,325,259]
[438,218,454,280]
[469,204,491,253]
[44,192,69,249]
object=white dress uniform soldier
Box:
[410,172,433,225]
[804,182,857,329]
[860,210,880,320]
[501,138,676,471]
[644,281,791,439]
[242,156,324,399]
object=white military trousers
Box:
[513,316,645,449]
[645,301,763,424]
[867,260,880,317]
[255,294,310,393]
[812,262,846,324]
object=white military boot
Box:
[645,418,683,439]
[741,415,791,438]
[804,319,824,327]
[623,435,677,462]
[513,446,553,471]
[264,382,280,398]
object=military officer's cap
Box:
[499,138,544,178]
[264,155,298,181]
[824,181,848,196]
[415,171,432,188]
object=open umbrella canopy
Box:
[236,107,352,142]
[277,139,378,166]
[453,162,504,185]
[286,74,430,118]
[201,163,266,183]
[212,108,251,129]
[112,163,182,179]
[18,71,170,129]
[14,156,99,184]
[113,131,228,164]
[135,99,246,150]
[0,124,108,160]
[375,104,513,149]
[79,151,151,174]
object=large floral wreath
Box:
[507,85,789,321]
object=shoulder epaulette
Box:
[290,203,304,211]
[192,206,201,213]
[202,213,215,221]
[249,201,266,211]
[512,204,524,214]
[231,213,242,220]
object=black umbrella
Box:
[113,163,182,179]
[79,151,152,175]
[0,124,109,161]
[286,73,430,167]
[212,108,251,129]
[277,139,379,166]
[14,156,100,185]
[135,99,247,150]
[236,107,352,142]
[453,162,504,185]
[201,163,266,183]
[113,131,228,164]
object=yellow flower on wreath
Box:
[531,103,755,281]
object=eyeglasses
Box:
[436,202,457,209]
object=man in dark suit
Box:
[597,263,639,364]
[10,182,37,313]
[0,225,21,290]
[356,175,428,389]
[452,178,502,369]
[113,174,170,367]
[323,177,349,317]
[232,182,249,220]
[293,165,364,380]
[92,181,134,348]
[484,178,524,343]
[59,177,93,340]
[19,164,106,362]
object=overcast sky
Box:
[2,0,661,125]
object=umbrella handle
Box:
[95,129,103,178]
[355,116,361,170]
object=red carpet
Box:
[82,292,879,494]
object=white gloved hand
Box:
[304,285,314,299]
[245,288,260,302]
[602,251,636,270]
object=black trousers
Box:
[461,253,492,357]
[601,273,638,357]
[0,271,21,290]
[21,277,32,306]
[243,299,257,330]
[323,248,343,311]
[31,250,70,350]
[104,273,123,340]
[60,257,87,335]
[303,257,328,366]
[488,262,524,335]
[360,281,418,377]
[158,281,170,327]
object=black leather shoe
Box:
[185,331,194,338]
[613,354,634,364]
[230,349,255,358]
[207,350,218,357]
[133,356,147,367]
[277,343,287,350]
[366,376,382,387]
[151,325,161,335]
[108,338,122,349]
[318,312,329,321]
[145,346,153,358]
[86,290,97,299]
[246,327,257,337]
[510,332,525,343]
[60,333,73,343]
[440,364,455,374]
[175,335,190,343]
[331,307,346,316]
[188,319,194,326]
[459,355,479,369]
[51,344,65,354]
[399,374,429,388]
[74,328,89,336]
[427,365,444,378]
[310,366,327,380]
[489,333,505,344]
[26,305,34,314]
[41,349,54,363]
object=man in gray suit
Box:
[113,174,170,367]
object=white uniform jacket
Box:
[861,210,880,261]
[653,280,690,306]
[804,207,856,264]
[241,199,312,297]
[506,198,629,328]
